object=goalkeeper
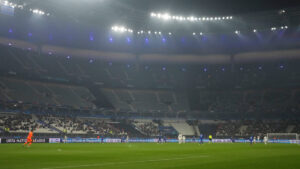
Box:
[23,130,33,147]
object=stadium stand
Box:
[133,119,160,136]
[196,120,300,138]
[0,77,96,109]
[162,120,196,136]
[0,113,57,134]
[1,110,300,138]
[0,42,300,139]
[101,88,189,114]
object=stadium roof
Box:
[7,0,300,29]
[2,0,300,56]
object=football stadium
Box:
[0,0,300,169]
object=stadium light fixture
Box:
[235,30,240,34]
[30,8,49,16]
[168,32,172,35]
[111,26,133,33]
[253,29,257,33]
[271,27,277,31]
[279,9,286,15]
[280,26,288,29]
[1,0,24,9]
[150,12,233,23]
[161,13,171,20]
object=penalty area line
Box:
[41,155,209,169]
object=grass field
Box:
[0,143,300,169]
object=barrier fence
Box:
[1,138,300,144]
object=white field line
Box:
[41,155,209,169]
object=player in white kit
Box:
[178,134,183,144]
[263,136,268,144]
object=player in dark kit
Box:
[199,134,204,144]
[158,135,163,143]
[249,136,254,145]
[163,136,167,143]
[101,136,104,143]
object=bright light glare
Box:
[2,0,24,9]
[150,12,233,22]
[30,8,49,16]
[111,26,133,33]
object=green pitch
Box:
[1,143,300,169]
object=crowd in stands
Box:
[37,114,127,137]
[0,114,38,132]
[0,113,127,137]
[135,122,159,136]
[2,112,300,139]
[38,114,87,134]
[200,120,300,138]
[215,121,240,137]
[85,119,125,137]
